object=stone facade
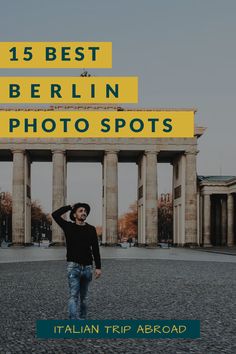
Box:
[198,176,236,247]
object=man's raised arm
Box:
[51,205,72,230]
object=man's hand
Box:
[95,269,101,279]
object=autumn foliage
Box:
[96,194,173,242]
[0,192,12,215]
[118,202,138,241]
[0,191,52,242]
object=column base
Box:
[227,243,235,247]
[136,243,147,248]
[146,243,159,249]
[101,242,119,247]
[9,242,35,247]
[9,243,25,247]
[203,243,213,248]
[49,241,66,247]
[184,243,200,248]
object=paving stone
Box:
[0,259,235,353]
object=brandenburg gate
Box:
[0,107,235,247]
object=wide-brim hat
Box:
[69,202,91,221]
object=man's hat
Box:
[69,202,91,221]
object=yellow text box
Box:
[0,77,138,103]
[0,42,112,68]
[0,111,194,138]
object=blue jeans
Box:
[67,262,93,320]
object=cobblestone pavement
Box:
[193,246,236,256]
[0,259,236,354]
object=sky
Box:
[0,0,236,225]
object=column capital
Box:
[144,150,160,156]
[104,149,119,155]
[202,191,212,196]
[184,149,198,156]
[51,149,66,155]
[11,149,25,155]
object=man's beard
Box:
[79,215,86,221]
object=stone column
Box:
[52,150,67,245]
[203,194,212,247]
[185,151,198,246]
[215,197,221,245]
[145,151,158,247]
[24,152,32,244]
[137,154,146,246]
[12,150,25,245]
[221,196,227,246]
[227,194,234,246]
[103,150,118,245]
[102,155,107,245]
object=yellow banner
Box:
[0,77,138,103]
[0,42,112,68]
[0,111,194,138]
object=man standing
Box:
[52,203,101,320]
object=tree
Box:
[118,202,138,241]
[95,226,102,241]
[31,200,52,242]
[85,194,173,244]
[1,192,12,215]
[31,200,44,221]
[0,192,12,242]
[158,194,173,242]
